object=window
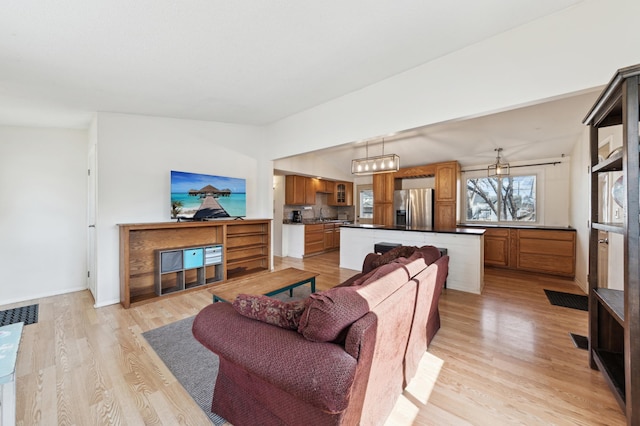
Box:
[359,189,373,219]
[466,175,536,222]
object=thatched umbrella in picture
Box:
[190,185,231,219]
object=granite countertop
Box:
[460,223,576,231]
[340,223,485,235]
[283,219,353,225]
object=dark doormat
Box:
[0,304,39,326]
[544,289,588,311]
[569,333,588,350]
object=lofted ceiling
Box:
[276,89,602,171]
[1,0,582,129]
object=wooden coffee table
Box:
[211,267,319,303]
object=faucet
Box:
[319,208,324,221]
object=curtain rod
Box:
[461,161,562,173]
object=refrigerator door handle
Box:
[406,195,411,227]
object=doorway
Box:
[87,143,97,305]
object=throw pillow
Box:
[232,294,309,330]
[370,245,418,269]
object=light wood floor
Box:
[6,251,625,425]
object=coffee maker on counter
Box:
[292,210,302,223]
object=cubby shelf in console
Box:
[156,245,223,296]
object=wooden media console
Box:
[119,219,271,308]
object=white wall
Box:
[599,126,624,291]
[266,0,640,160]
[94,113,269,306]
[0,126,88,305]
[570,128,590,292]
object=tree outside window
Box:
[466,175,536,222]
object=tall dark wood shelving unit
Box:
[584,64,640,424]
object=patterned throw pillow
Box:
[370,245,418,269]
[232,294,309,330]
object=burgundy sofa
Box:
[192,245,449,425]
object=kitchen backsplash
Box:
[284,193,355,221]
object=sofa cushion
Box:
[297,287,370,343]
[370,245,418,269]
[298,262,411,343]
[193,302,358,413]
[408,245,442,266]
[233,294,309,330]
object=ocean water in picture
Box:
[171,171,247,218]
[171,192,247,217]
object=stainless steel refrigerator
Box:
[393,188,434,229]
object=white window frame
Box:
[462,171,541,225]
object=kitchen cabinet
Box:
[516,229,575,277]
[373,173,395,226]
[434,201,456,230]
[483,228,510,267]
[285,175,316,205]
[313,178,333,193]
[286,176,352,206]
[371,161,459,229]
[324,225,333,249]
[304,223,341,255]
[435,162,459,229]
[304,224,325,255]
[373,173,394,203]
[329,181,353,206]
[323,223,340,249]
[478,227,576,277]
[435,162,458,202]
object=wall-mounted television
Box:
[171,170,246,220]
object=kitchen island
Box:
[340,224,485,294]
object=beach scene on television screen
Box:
[171,170,246,219]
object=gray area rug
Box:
[142,316,226,425]
[141,285,314,424]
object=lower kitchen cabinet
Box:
[516,229,575,277]
[484,228,510,267]
[304,224,324,255]
[481,227,576,277]
[304,223,341,256]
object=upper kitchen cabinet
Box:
[329,181,353,206]
[373,173,395,226]
[285,175,316,205]
[435,161,459,202]
[373,173,394,204]
[313,178,333,194]
[372,161,459,229]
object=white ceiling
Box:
[1,0,582,129]
[280,89,602,170]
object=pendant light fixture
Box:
[351,138,400,175]
[487,148,510,177]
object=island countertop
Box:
[340,223,485,235]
